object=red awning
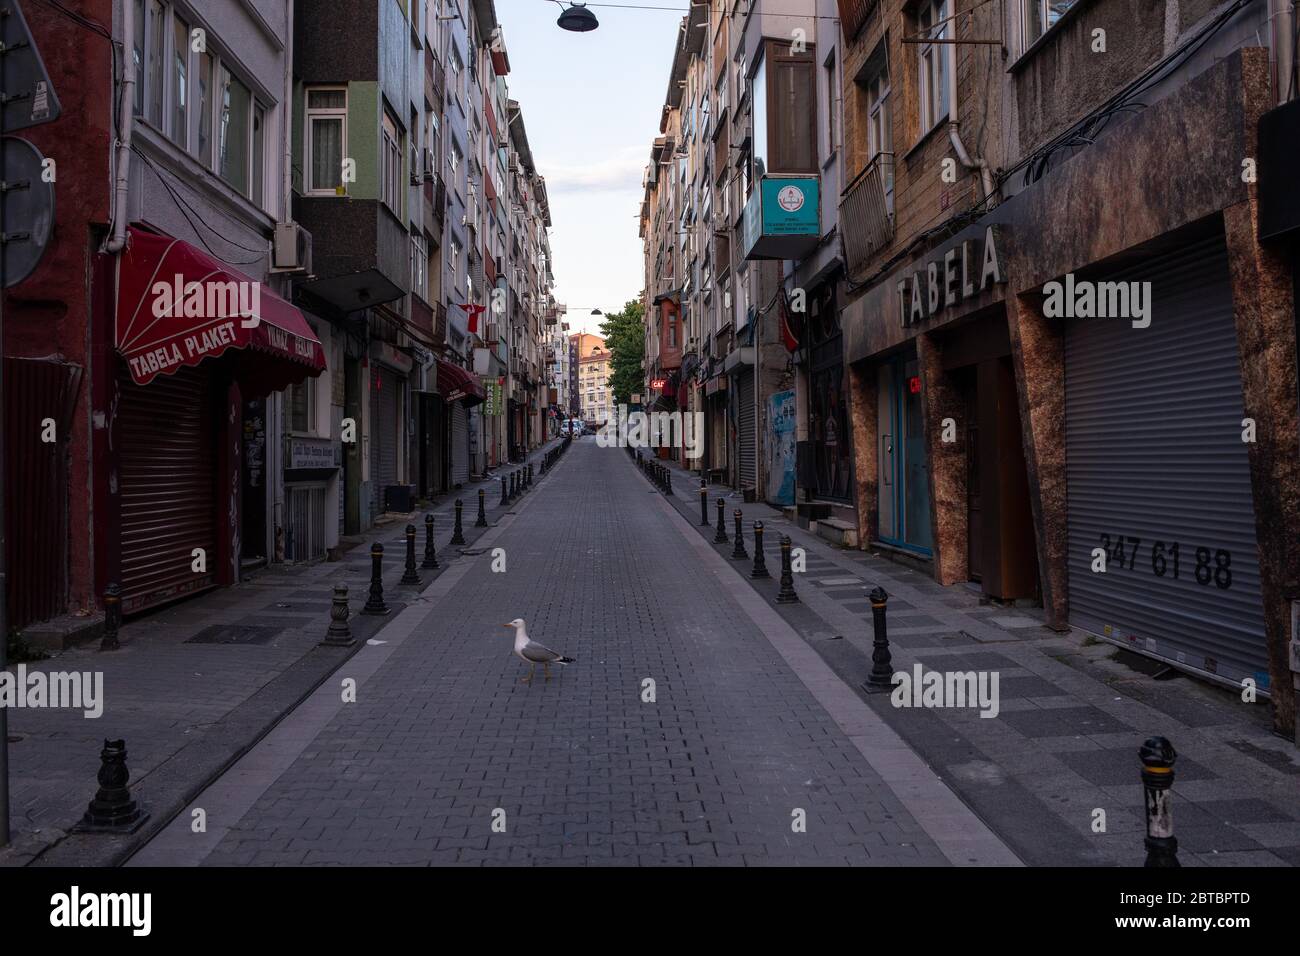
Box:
[436,358,486,405]
[115,226,326,394]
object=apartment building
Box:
[572,333,612,424]
[834,0,1298,736]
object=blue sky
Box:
[495,0,685,335]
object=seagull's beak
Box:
[501,623,513,628]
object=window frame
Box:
[381,110,403,214]
[305,85,348,196]
[918,0,952,135]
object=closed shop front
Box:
[875,353,932,555]
[450,401,470,486]
[736,368,756,488]
[1064,232,1268,689]
[369,363,403,515]
[117,364,219,613]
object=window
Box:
[305,88,346,194]
[824,51,837,160]
[133,0,146,116]
[147,1,164,126]
[382,112,402,212]
[288,377,317,435]
[197,51,213,164]
[218,69,251,195]
[252,105,265,207]
[171,15,188,147]
[1022,1,1077,50]
[918,0,951,133]
[863,50,894,214]
[411,232,428,302]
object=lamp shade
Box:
[557,2,599,32]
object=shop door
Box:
[1064,232,1267,688]
[809,336,853,500]
[118,364,218,613]
[370,366,400,514]
[450,401,470,486]
[737,369,756,487]
[876,356,932,553]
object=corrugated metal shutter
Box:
[118,365,218,614]
[450,401,470,485]
[4,358,82,627]
[1064,232,1267,688]
[370,367,400,514]
[738,368,756,486]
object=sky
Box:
[494,0,686,336]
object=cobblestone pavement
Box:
[136,439,983,866]
[2,443,560,867]
[649,454,1300,867]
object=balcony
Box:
[740,175,821,261]
[836,0,876,41]
[839,153,894,281]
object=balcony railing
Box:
[839,152,894,282]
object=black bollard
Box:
[1141,737,1180,867]
[510,470,518,500]
[714,498,728,544]
[422,514,439,569]
[751,522,770,578]
[776,536,799,604]
[699,480,709,526]
[450,499,467,545]
[80,739,147,831]
[400,524,421,585]
[500,472,510,506]
[865,587,893,687]
[528,463,534,487]
[476,488,488,527]
[665,468,674,496]
[100,584,122,651]
[362,543,390,615]
[731,510,748,559]
[322,584,355,647]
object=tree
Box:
[600,299,645,408]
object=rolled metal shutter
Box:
[1064,232,1268,688]
[738,369,756,486]
[450,401,470,485]
[118,365,218,614]
[370,368,400,514]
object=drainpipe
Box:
[948,123,995,206]
[284,0,295,222]
[1272,0,1296,103]
[105,0,137,253]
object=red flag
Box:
[460,303,488,335]
[779,289,802,353]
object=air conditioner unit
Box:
[423,148,436,182]
[494,255,504,275]
[484,321,498,342]
[272,222,312,273]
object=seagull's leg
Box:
[544,661,551,682]
[521,663,534,684]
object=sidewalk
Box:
[644,452,1300,867]
[0,438,568,867]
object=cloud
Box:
[543,147,647,193]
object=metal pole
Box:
[0,100,10,849]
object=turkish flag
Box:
[461,303,488,335]
[779,288,802,353]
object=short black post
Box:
[528,463,534,487]
[500,472,510,506]
[450,499,467,545]
[665,468,674,496]
[776,536,799,604]
[866,587,893,687]
[400,524,421,585]
[1141,737,1180,867]
[79,739,146,831]
[699,480,709,525]
[322,584,355,647]
[714,498,728,544]
[362,543,389,615]
[751,522,770,578]
[422,514,439,569]
[100,584,122,652]
[510,470,518,500]
[731,510,748,559]
[475,488,488,527]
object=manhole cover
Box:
[186,624,283,645]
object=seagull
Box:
[502,618,574,684]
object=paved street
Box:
[130,439,1007,866]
